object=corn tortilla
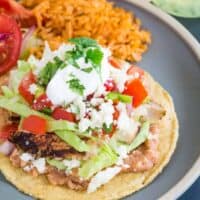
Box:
[0,72,178,200]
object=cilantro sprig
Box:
[38,37,104,87]
[67,78,85,96]
[69,37,103,74]
[38,56,66,86]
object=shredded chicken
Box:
[9,132,85,159]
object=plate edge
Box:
[124,0,200,199]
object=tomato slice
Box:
[123,79,148,108]
[22,115,47,135]
[0,14,22,74]
[0,123,18,140]
[127,65,144,78]
[108,57,121,69]
[32,94,52,111]
[52,107,76,123]
[0,0,36,27]
[18,72,36,104]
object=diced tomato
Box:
[18,72,36,104]
[32,93,52,111]
[22,115,47,135]
[127,65,144,78]
[108,57,121,69]
[104,79,116,92]
[0,123,18,140]
[123,78,148,107]
[0,14,22,74]
[52,107,76,122]
[0,0,36,27]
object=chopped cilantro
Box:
[103,123,113,134]
[67,78,85,95]
[69,37,98,48]
[68,37,103,74]
[40,108,52,115]
[38,56,66,86]
[82,67,93,73]
[86,48,103,69]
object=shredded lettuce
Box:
[0,96,90,152]
[0,96,76,132]
[109,122,150,154]
[46,159,66,170]
[47,120,77,132]
[79,144,118,179]
[1,86,14,98]
[128,121,150,152]
[55,130,90,152]
[9,61,31,93]
[106,92,132,103]
[0,97,51,119]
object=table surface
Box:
[176,17,200,200]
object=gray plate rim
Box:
[125,0,200,199]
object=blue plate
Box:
[0,1,200,199]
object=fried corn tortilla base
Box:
[0,72,178,200]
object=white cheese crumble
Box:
[109,62,130,92]
[32,158,46,174]
[78,118,92,132]
[28,83,38,95]
[20,153,46,174]
[87,166,121,193]
[115,145,128,166]
[89,100,115,129]
[20,153,34,162]
[23,165,33,172]
[63,159,80,170]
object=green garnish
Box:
[69,37,98,48]
[103,123,113,134]
[68,37,103,75]
[82,67,93,73]
[40,108,52,115]
[106,92,132,103]
[38,56,66,86]
[67,78,85,96]
[86,48,103,73]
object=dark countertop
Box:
[176,17,200,200]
